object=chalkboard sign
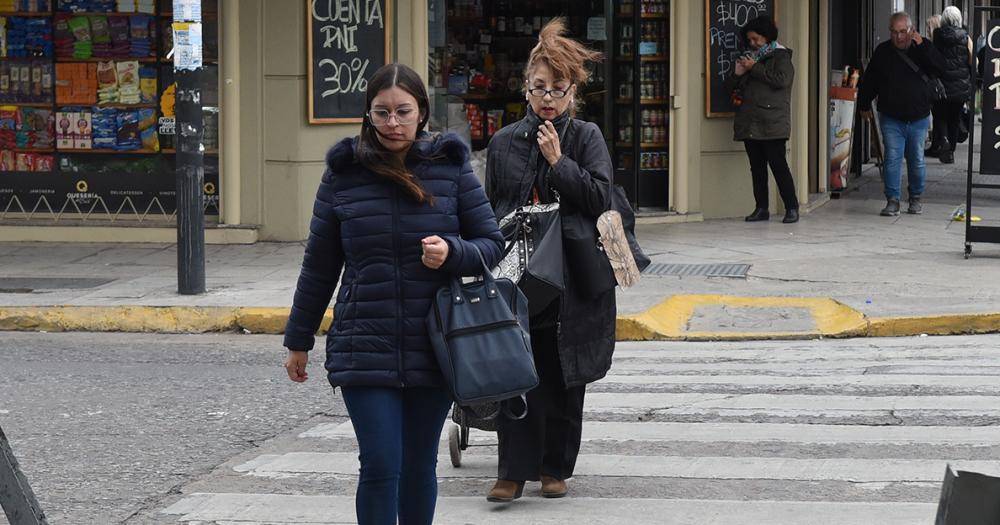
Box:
[981,18,1000,174]
[704,0,777,118]
[307,0,392,124]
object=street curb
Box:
[1,297,999,341]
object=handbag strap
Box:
[448,245,500,304]
[896,47,932,83]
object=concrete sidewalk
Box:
[2,141,1000,340]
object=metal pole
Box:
[0,425,47,525]
[174,0,206,294]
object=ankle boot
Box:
[745,208,769,222]
[487,480,524,503]
[541,475,568,498]
[782,208,799,224]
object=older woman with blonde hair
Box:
[484,17,614,503]
[926,14,942,41]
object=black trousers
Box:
[743,139,799,211]
[496,326,586,482]
[932,100,964,151]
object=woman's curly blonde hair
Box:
[524,17,603,115]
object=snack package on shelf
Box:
[90,107,115,149]
[139,124,156,151]
[73,108,91,149]
[115,59,139,104]
[58,0,115,13]
[128,15,151,57]
[55,62,97,105]
[115,108,139,149]
[3,16,54,58]
[138,65,155,103]
[18,106,53,148]
[56,109,74,148]
[95,59,117,104]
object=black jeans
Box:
[743,139,799,211]
[497,325,586,482]
[932,100,965,151]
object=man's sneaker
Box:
[907,196,923,215]
[880,199,900,216]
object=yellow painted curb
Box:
[621,294,868,341]
[0,306,333,335]
[2,299,1000,341]
[867,313,1000,338]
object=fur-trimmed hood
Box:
[324,131,470,173]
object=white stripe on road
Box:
[161,493,937,524]
[233,452,999,483]
[598,374,1000,389]
[302,421,1000,446]
[582,393,1000,414]
[605,359,1000,375]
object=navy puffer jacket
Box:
[283,132,504,389]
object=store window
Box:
[426,0,669,210]
[0,0,220,223]
[611,0,669,209]
[426,0,609,156]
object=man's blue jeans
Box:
[341,386,453,525]
[879,113,930,201]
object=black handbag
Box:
[562,208,616,298]
[426,249,539,408]
[496,203,565,317]
[897,48,946,102]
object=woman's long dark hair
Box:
[357,63,434,204]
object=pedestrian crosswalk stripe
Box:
[582,393,1000,413]
[234,451,1000,483]
[301,420,1000,446]
[604,359,1000,375]
[598,373,1000,389]
[161,493,937,525]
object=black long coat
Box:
[485,109,616,388]
[933,25,972,102]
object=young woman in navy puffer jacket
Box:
[283,63,503,525]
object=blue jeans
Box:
[341,386,453,525]
[879,113,930,201]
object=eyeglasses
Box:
[367,108,418,126]
[527,86,574,99]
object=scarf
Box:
[749,40,779,62]
[523,106,572,204]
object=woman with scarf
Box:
[726,15,799,224]
[483,18,614,503]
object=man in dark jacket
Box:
[859,12,948,216]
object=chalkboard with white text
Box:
[705,0,777,118]
[308,0,391,123]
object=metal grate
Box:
[642,263,750,278]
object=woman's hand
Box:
[285,350,309,382]
[537,120,562,167]
[737,56,756,71]
[421,235,449,269]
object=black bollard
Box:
[0,425,47,524]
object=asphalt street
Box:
[3,332,1000,524]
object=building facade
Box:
[2,0,979,243]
